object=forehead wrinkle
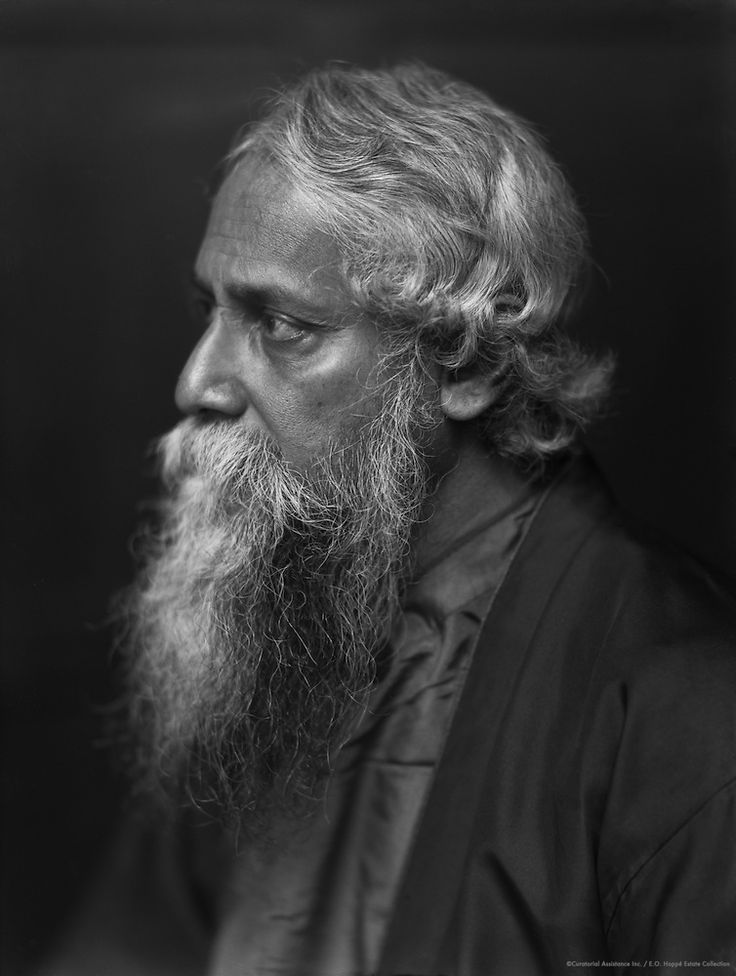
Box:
[216,164,341,269]
[197,239,344,308]
[202,173,353,313]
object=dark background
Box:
[1,0,734,972]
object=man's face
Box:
[123,159,443,829]
[177,158,390,465]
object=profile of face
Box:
[122,159,448,830]
[177,157,491,465]
[177,159,401,464]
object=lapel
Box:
[377,457,613,974]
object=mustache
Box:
[159,419,306,514]
[157,390,434,543]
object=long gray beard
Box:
[121,367,434,832]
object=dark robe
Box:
[380,457,736,974]
[42,457,736,975]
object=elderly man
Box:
[47,63,736,975]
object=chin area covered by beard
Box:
[118,366,435,835]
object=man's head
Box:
[122,63,611,831]
[221,61,610,467]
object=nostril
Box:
[196,406,229,423]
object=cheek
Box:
[260,360,382,458]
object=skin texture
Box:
[176,158,498,467]
[178,160,407,463]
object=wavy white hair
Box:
[228,62,612,471]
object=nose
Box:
[175,318,249,418]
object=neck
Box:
[412,426,535,578]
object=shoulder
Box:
[525,455,736,777]
[478,454,736,745]
[529,454,736,656]
[525,457,736,928]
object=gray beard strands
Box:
[123,368,434,830]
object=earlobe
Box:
[439,369,498,421]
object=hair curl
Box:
[228,62,613,472]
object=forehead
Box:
[197,159,350,308]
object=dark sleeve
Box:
[593,568,736,968]
[605,778,736,964]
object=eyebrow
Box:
[189,270,333,324]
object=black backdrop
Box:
[1,1,735,972]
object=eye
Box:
[189,292,215,328]
[260,309,308,344]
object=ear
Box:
[439,365,498,421]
